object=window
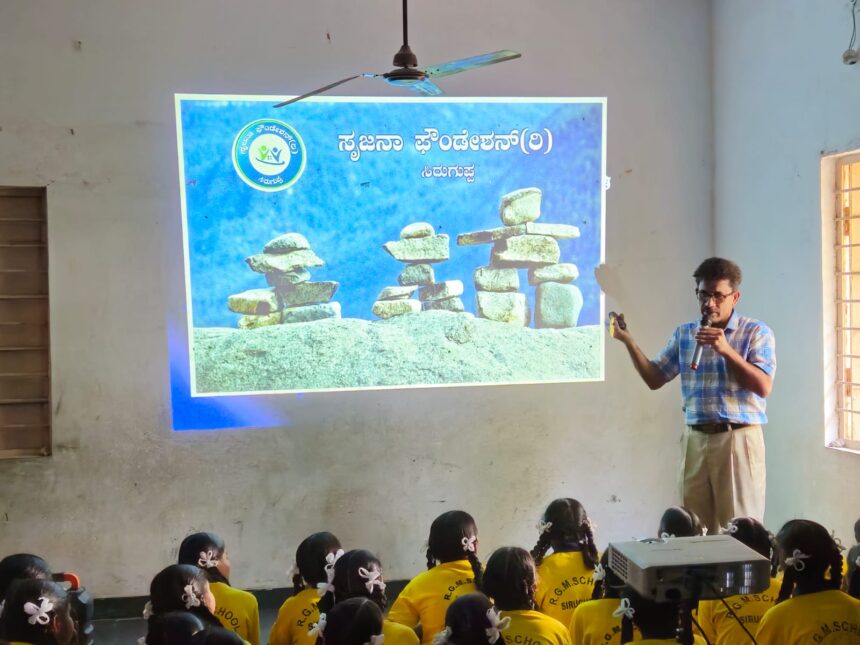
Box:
[835,154,860,451]
[0,187,50,457]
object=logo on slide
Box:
[232,119,306,191]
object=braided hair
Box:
[317,550,387,614]
[724,517,779,576]
[774,519,843,604]
[657,506,705,538]
[426,511,483,588]
[178,532,230,586]
[619,586,683,644]
[480,547,536,612]
[293,532,342,596]
[530,498,599,569]
[442,593,497,645]
[590,551,624,601]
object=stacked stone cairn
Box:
[457,187,582,328]
[227,233,340,329]
[373,222,464,318]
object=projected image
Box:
[175,96,606,398]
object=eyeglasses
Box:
[696,289,735,304]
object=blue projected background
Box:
[171,96,606,431]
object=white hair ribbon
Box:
[720,523,739,535]
[537,520,553,535]
[855,555,860,567]
[198,550,219,568]
[830,531,847,552]
[324,549,345,572]
[485,607,511,645]
[137,638,146,645]
[142,601,153,620]
[592,563,606,581]
[612,598,635,620]
[462,536,477,553]
[308,613,327,637]
[316,581,335,597]
[659,532,675,543]
[181,583,201,609]
[785,549,811,571]
[702,527,708,536]
[24,597,54,626]
[432,627,452,645]
[367,634,385,645]
[358,565,386,593]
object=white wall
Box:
[0,0,712,597]
[713,0,860,541]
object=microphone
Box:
[690,314,712,371]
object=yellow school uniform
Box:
[636,639,706,644]
[211,580,261,645]
[499,608,572,645]
[569,598,641,644]
[756,589,860,644]
[268,588,321,645]
[387,560,477,645]
[384,618,420,645]
[696,576,780,644]
[535,551,596,625]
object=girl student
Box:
[147,564,231,638]
[310,597,384,645]
[480,547,571,645]
[696,517,781,645]
[432,592,507,645]
[0,555,52,641]
[531,498,600,626]
[1,578,76,645]
[318,549,418,645]
[569,551,641,645]
[388,511,483,644]
[269,532,342,645]
[178,532,260,645]
[615,587,706,645]
[755,519,860,645]
[656,507,705,540]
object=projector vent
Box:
[609,547,629,582]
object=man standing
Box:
[610,257,776,533]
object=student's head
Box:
[2,579,76,645]
[657,506,705,538]
[723,517,778,576]
[531,498,598,569]
[619,586,682,642]
[427,511,483,587]
[692,257,742,325]
[149,564,221,629]
[315,597,383,645]
[480,547,536,612]
[294,532,342,595]
[318,550,387,614]
[438,593,500,645]
[0,554,51,600]
[854,518,860,544]
[178,532,230,586]
[591,551,625,601]
[775,519,843,603]
[145,611,206,645]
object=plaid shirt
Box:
[651,311,776,425]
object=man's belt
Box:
[690,422,751,434]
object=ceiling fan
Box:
[274,0,521,108]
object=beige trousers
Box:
[679,425,766,534]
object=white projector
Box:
[607,535,772,602]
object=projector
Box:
[607,535,771,602]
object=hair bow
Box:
[24,597,54,626]
[358,564,386,593]
[198,550,219,569]
[366,635,385,645]
[137,638,147,645]
[855,555,860,568]
[432,627,452,645]
[316,581,335,597]
[612,598,635,620]
[324,549,345,572]
[831,531,847,552]
[720,523,739,535]
[308,613,327,637]
[462,536,477,553]
[142,601,153,620]
[537,520,553,535]
[485,607,511,645]
[701,527,708,536]
[181,583,201,609]
[785,549,810,571]
[592,563,606,581]
[659,532,675,542]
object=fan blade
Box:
[408,77,444,96]
[422,49,521,79]
[273,74,370,107]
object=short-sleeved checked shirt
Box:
[651,311,776,425]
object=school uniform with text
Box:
[755,589,860,644]
[499,608,571,645]
[569,599,641,644]
[268,587,320,645]
[387,560,477,645]
[535,551,595,626]
[211,580,260,645]
[696,577,781,645]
